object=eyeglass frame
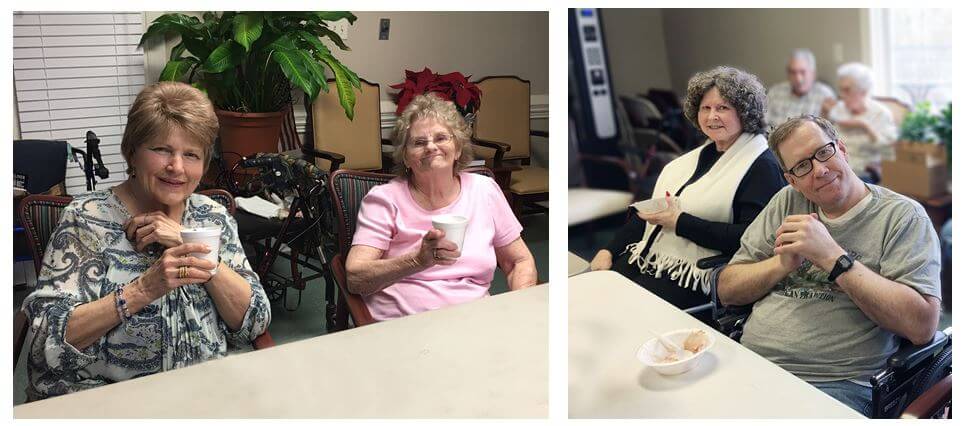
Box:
[786,141,837,177]
[407,132,455,150]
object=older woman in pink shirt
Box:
[345,94,538,321]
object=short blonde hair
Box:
[391,94,474,177]
[120,82,218,175]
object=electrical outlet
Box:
[332,19,349,41]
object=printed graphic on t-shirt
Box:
[773,250,861,301]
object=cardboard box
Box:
[893,141,947,168]
[881,160,949,199]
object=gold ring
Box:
[179,265,188,279]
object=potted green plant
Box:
[883,101,949,198]
[390,67,482,123]
[139,11,361,164]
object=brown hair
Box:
[390,94,474,178]
[768,114,841,168]
[120,81,218,175]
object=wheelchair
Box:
[223,152,341,329]
[695,255,952,419]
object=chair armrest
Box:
[301,146,347,174]
[471,137,511,165]
[529,130,549,138]
[900,374,952,419]
[252,331,276,349]
[888,330,949,369]
[696,254,732,270]
[331,253,376,327]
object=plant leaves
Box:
[317,26,350,51]
[169,42,186,61]
[319,53,357,120]
[232,13,264,52]
[202,41,242,74]
[297,50,328,99]
[159,59,194,82]
[272,49,318,101]
[315,12,357,24]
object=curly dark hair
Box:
[682,66,767,136]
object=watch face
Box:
[838,257,851,268]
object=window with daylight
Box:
[868,8,952,109]
[13,12,146,194]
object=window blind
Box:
[14,12,145,194]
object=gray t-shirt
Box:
[730,184,941,383]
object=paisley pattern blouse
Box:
[21,190,271,400]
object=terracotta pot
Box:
[215,109,284,170]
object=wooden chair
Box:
[304,78,388,174]
[327,167,497,329]
[472,76,549,218]
[15,191,274,372]
[873,96,911,127]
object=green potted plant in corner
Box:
[139,11,361,166]
[883,101,949,198]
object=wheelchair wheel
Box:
[263,278,286,303]
[910,345,952,397]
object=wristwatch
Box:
[827,254,854,282]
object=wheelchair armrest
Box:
[715,311,749,339]
[301,146,347,174]
[887,330,949,369]
[697,254,732,270]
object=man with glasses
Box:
[718,115,941,417]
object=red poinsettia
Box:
[390,67,482,116]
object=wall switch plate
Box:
[379,18,391,40]
[332,19,349,41]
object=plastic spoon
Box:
[648,329,687,360]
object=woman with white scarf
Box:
[590,66,786,318]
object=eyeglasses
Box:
[409,133,453,149]
[787,141,836,177]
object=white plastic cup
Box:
[431,214,469,253]
[631,196,680,215]
[180,227,221,274]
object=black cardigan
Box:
[607,143,787,259]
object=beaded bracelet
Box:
[114,280,135,321]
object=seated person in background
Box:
[22,82,271,401]
[345,94,537,321]
[765,48,836,130]
[590,66,786,317]
[719,115,941,417]
[824,62,898,182]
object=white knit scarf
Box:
[625,132,768,294]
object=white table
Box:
[569,271,863,418]
[568,188,633,226]
[568,252,590,276]
[16,285,548,418]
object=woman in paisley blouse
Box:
[21,82,271,400]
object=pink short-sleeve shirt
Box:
[351,172,523,321]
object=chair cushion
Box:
[509,165,548,195]
[567,188,634,226]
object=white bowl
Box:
[636,328,716,375]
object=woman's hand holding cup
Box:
[124,212,184,252]
[136,243,217,302]
[417,228,461,267]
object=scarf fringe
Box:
[623,241,712,295]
